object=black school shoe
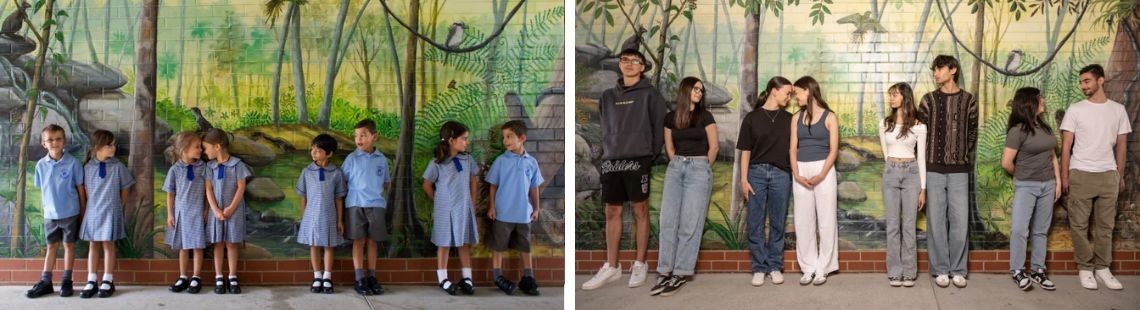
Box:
[439,279,458,295]
[354,280,372,295]
[366,276,384,295]
[170,277,190,293]
[59,279,74,297]
[96,281,115,298]
[24,280,53,298]
[187,277,202,294]
[79,281,98,298]
[494,276,516,295]
[458,278,475,295]
[310,278,322,293]
[519,276,540,296]
[213,277,226,294]
[321,279,334,294]
[227,278,241,294]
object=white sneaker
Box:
[751,273,765,286]
[799,273,814,285]
[935,275,950,287]
[951,275,967,288]
[812,274,828,285]
[902,278,916,287]
[1079,270,1097,290]
[582,263,621,290]
[1095,269,1123,290]
[628,261,648,288]
[889,278,902,287]
[769,271,784,285]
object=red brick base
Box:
[575,250,1140,275]
[0,257,565,286]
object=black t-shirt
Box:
[665,110,717,157]
[736,108,792,172]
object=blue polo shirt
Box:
[485,150,544,224]
[34,153,84,219]
[342,148,390,208]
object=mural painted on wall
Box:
[575,0,1139,252]
[0,0,566,260]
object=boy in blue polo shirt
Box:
[486,120,544,296]
[26,124,86,298]
[341,119,391,295]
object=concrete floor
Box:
[0,284,564,310]
[576,273,1140,310]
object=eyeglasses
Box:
[692,87,704,93]
[619,58,643,65]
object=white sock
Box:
[437,269,448,284]
[462,268,473,279]
[322,271,332,280]
[87,273,97,282]
[102,274,113,282]
[180,274,187,280]
[314,271,322,279]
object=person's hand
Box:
[1061,177,1069,194]
[1120,174,1126,193]
[530,209,541,223]
[488,207,497,220]
[810,174,827,186]
[1054,183,1062,203]
[794,175,814,189]
[741,181,756,200]
[222,207,236,219]
[167,217,175,228]
[918,190,926,211]
[213,209,226,221]
[337,222,344,235]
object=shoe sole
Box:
[581,272,620,291]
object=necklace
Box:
[761,107,778,123]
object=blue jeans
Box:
[883,161,920,279]
[926,172,970,277]
[745,163,791,273]
[657,156,712,276]
[1010,179,1055,272]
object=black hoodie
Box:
[599,76,667,160]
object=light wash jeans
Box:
[1009,179,1055,271]
[926,172,969,277]
[882,161,920,279]
[657,156,712,276]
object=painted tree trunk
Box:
[270,4,295,126]
[389,0,430,258]
[290,4,308,124]
[731,12,760,219]
[317,0,351,128]
[83,0,98,64]
[1103,11,1140,234]
[126,0,158,258]
[174,0,186,106]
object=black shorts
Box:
[44,215,80,243]
[489,220,531,252]
[344,207,388,241]
[600,156,654,204]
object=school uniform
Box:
[35,153,84,243]
[341,149,390,241]
[423,154,480,247]
[296,162,348,247]
[484,150,544,252]
[207,157,251,244]
[80,157,135,241]
[163,160,209,250]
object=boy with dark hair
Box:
[342,119,391,295]
[486,120,544,296]
[27,124,86,298]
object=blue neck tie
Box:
[318,167,326,181]
[216,165,225,180]
[186,165,194,181]
[452,157,463,173]
[98,162,106,179]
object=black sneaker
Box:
[24,280,53,298]
[458,278,475,295]
[649,274,669,296]
[213,277,226,294]
[187,277,202,294]
[59,279,74,297]
[310,278,322,293]
[354,280,372,295]
[1029,269,1056,291]
[439,279,458,295]
[1012,270,1031,291]
[170,277,190,293]
[658,275,687,297]
[227,278,241,294]
[96,281,115,298]
[322,279,334,294]
[494,276,516,295]
[518,276,539,296]
[366,276,384,295]
[79,281,98,298]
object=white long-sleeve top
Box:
[879,119,927,189]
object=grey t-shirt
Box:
[1004,126,1057,181]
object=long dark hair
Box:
[1006,87,1052,136]
[885,82,920,139]
[434,121,469,164]
[756,76,792,110]
[794,76,831,134]
[673,76,705,129]
[87,129,115,164]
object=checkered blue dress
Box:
[295,162,347,247]
[81,158,135,241]
[163,160,208,250]
[423,154,480,247]
[207,157,252,244]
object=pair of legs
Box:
[44,241,77,279]
[437,245,473,270]
[605,201,649,266]
[87,241,117,281]
[492,251,533,273]
[746,164,791,274]
[178,248,204,279]
[925,172,969,278]
[1067,170,1118,271]
[310,246,335,276]
[1009,179,1055,272]
[792,161,839,278]
[657,157,712,277]
[212,242,239,278]
[883,161,920,280]
[352,238,378,273]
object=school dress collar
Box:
[209,157,242,179]
[306,162,338,181]
[174,160,204,181]
[90,157,121,179]
[449,153,473,172]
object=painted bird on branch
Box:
[837,11,887,44]
[1003,49,1023,86]
[443,21,466,64]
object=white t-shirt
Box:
[1059,99,1132,172]
[879,120,927,188]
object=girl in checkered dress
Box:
[202,129,252,294]
[79,130,135,298]
[422,121,480,296]
[295,134,347,294]
[164,132,209,294]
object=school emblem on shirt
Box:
[376,167,383,176]
[60,169,69,179]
